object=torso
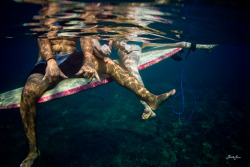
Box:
[50,38,78,54]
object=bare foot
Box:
[20,151,40,167]
[142,108,156,120]
[148,89,176,110]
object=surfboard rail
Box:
[0,47,182,109]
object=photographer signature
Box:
[226,155,241,160]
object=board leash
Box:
[171,43,197,124]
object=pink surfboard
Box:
[0,47,182,109]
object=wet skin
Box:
[20,37,175,167]
[116,41,156,119]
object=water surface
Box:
[0,0,249,167]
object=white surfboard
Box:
[0,47,182,109]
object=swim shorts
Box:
[29,51,84,77]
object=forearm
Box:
[79,37,97,69]
[91,38,103,54]
[80,37,94,59]
[81,37,111,58]
[37,38,54,61]
[77,37,100,81]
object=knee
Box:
[21,74,44,101]
[26,74,43,85]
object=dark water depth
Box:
[0,1,250,167]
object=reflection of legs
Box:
[20,73,53,167]
[95,57,175,110]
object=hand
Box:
[42,59,68,84]
[93,40,113,58]
[100,44,112,56]
[76,64,100,83]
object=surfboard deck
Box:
[0,47,182,109]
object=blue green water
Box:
[0,0,250,167]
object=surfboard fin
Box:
[171,54,182,61]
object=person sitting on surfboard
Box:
[19,36,176,167]
[18,2,175,166]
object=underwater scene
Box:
[0,0,249,167]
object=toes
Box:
[170,89,176,96]
[142,112,151,120]
[142,108,155,120]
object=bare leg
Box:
[81,37,175,110]
[118,47,156,119]
[94,57,176,110]
[20,73,53,167]
[124,64,155,119]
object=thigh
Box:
[59,51,83,78]
[23,73,52,98]
[27,63,60,91]
[93,56,116,74]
